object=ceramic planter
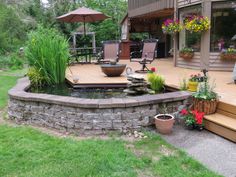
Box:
[179,52,194,60]
[193,98,218,115]
[154,114,175,134]
[188,81,198,92]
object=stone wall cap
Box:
[8,77,191,109]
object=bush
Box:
[25,26,69,86]
[0,2,26,53]
[147,73,165,93]
[27,67,48,88]
[0,53,24,70]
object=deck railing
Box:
[128,0,174,17]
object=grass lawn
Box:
[0,126,222,177]
[0,69,222,177]
[0,69,26,109]
[0,75,18,109]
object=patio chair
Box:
[130,39,158,73]
[97,40,121,64]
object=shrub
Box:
[147,73,165,93]
[27,67,48,88]
[0,53,24,70]
[25,26,69,86]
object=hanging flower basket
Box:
[193,98,218,115]
[220,48,236,60]
[162,19,183,35]
[184,15,210,33]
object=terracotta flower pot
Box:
[154,114,175,134]
[179,52,194,60]
[193,98,218,115]
[188,81,198,92]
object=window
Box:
[211,1,236,52]
[179,5,202,52]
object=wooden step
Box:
[204,113,236,142]
[217,102,236,120]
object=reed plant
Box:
[25,26,69,86]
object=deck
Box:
[66,59,236,105]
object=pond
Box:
[29,83,127,99]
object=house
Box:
[124,0,236,71]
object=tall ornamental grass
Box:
[147,73,165,93]
[26,26,69,86]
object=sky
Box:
[41,0,48,4]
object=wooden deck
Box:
[66,59,236,105]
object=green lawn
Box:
[0,75,18,109]
[0,69,26,109]
[0,70,222,177]
[0,126,222,177]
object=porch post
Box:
[200,0,211,70]
[173,0,178,67]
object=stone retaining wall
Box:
[8,78,191,134]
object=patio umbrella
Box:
[56,7,109,35]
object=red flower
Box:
[151,67,156,72]
[192,110,204,125]
[181,109,188,115]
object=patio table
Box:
[70,47,100,63]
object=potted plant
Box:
[147,73,165,94]
[162,18,183,35]
[184,15,210,33]
[192,79,219,115]
[220,48,236,60]
[154,106,175,134]
[179,47,194,60]
[188,73,201,92]
[180,109,204,131]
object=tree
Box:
[0,1,26,53]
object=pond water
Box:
[29,84,128,99]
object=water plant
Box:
[25,26,69,86]
[147,73,165,93]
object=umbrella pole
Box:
[83,16,86,36]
